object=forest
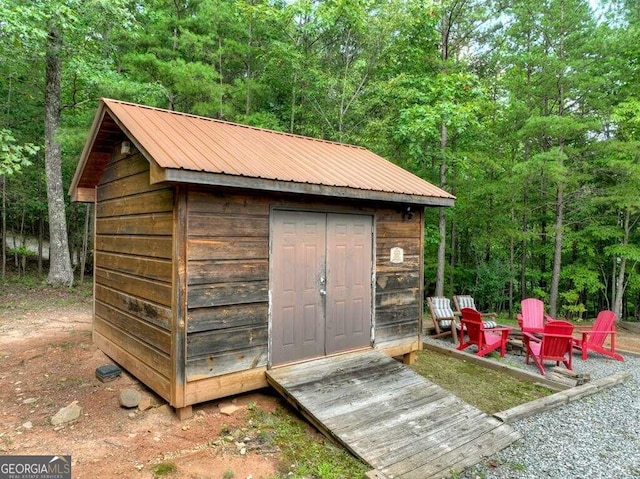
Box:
[1,0,639,321]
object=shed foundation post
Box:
[402,351,417,365]
[175,405,193,421]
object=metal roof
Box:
[70,99,455,206]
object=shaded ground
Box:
[1,282,639,479]
[0,284,283,479]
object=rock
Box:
[152,404,173,417]
[22,421,33,430]
[219,402,241,416]
[119,389,142,408]
[137,396,153,412]
[128,412,136,419]
[22,397,38,405]
[51,401,82,426]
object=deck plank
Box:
[267,349,520,479]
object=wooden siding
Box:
[184,192,423,385]
[374,209,423,343]
[94,150,173,401]
[185,191,270,381]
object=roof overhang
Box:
[70,99,456,208]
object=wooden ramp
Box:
[266,349,521,479]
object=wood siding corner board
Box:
[171,185,189,409]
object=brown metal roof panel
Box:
[107,98,371,184]
[270,136,385,190]
[112,104,211,172]
[100,99,454,201]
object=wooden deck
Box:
[266,349,521,479]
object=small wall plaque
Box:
[390,247,404,264]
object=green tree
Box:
[491,0,603,317]
[0,129,39,278]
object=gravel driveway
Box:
[452,343,640,479]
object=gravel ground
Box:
[423,337,640,479]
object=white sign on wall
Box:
[390,247,404,264]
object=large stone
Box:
[137,396,153,412]
[51,401,82,426]
[119,389,142,408]
[219,402,241,416]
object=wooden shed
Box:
[69,99,455,418]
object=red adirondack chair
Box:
[573,310,624,361]
[518,298,554,353]
[457,308,512,357]
[524,320,574,375]
[517,298,553,334]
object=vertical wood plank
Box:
[172,185,188,408]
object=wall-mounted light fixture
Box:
[403,206,413,221]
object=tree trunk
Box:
[613,208,631,318]
[449,218,456,292]
[549,183,563,317]
[509,210,515,319]
[38,211,43,275]
[611,255,617,309]
[435,123,448,297]
[1,175,5,280]
[45,26,73,287]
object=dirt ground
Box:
[0,292,285,479]
[1,287,639,479]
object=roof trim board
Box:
[151,166,455,207]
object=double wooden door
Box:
[270,211,373,366]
